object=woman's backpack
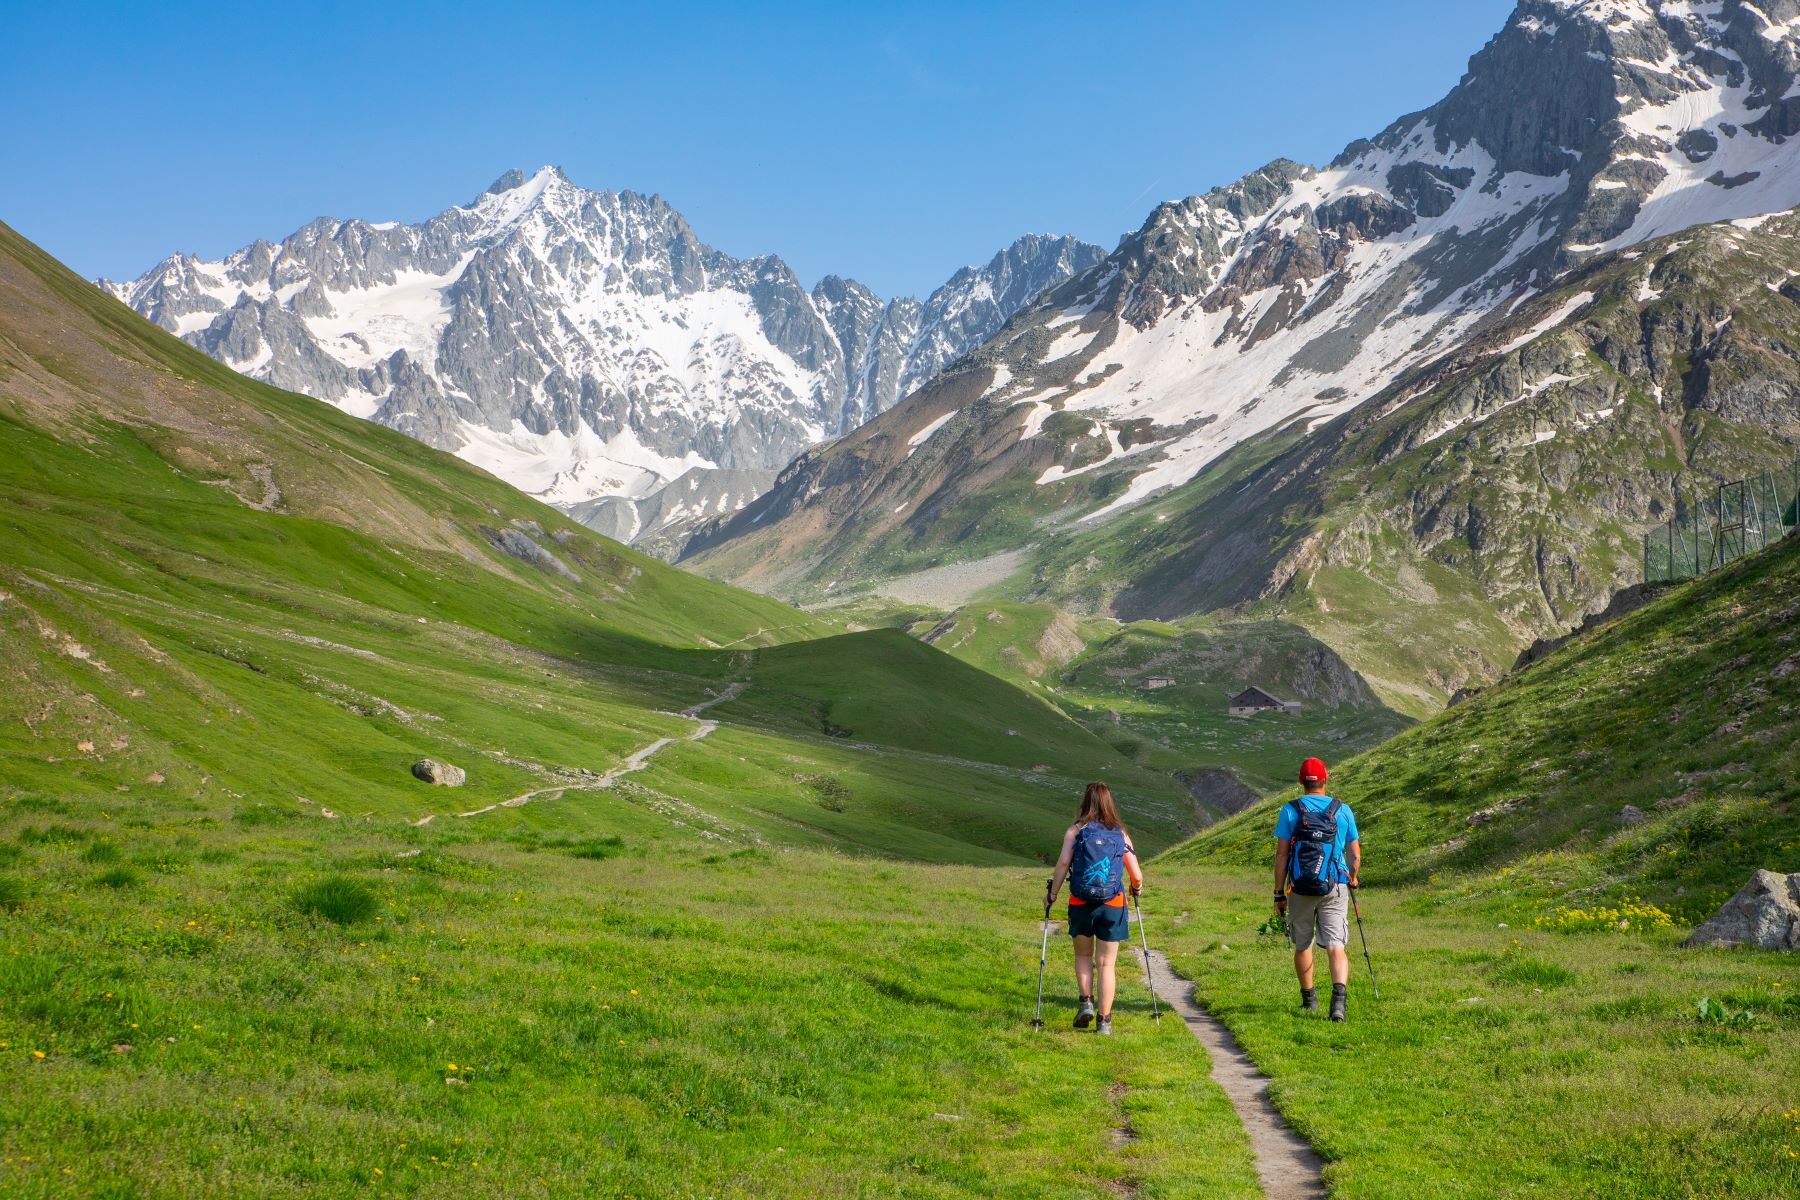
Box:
[1070,824,1127,902]
[1286,798,1343,896]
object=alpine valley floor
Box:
[4,157,1800,1199]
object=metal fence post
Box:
[1716,485,1725,570]
[1691,483,1701,576]
[1642,457,1800,584]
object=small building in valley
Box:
[1139,675,1177,690]
[1228,686,1301,717]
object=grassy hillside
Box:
[1045,619,1411,794]
[0,219,1189,864]
[908,602,1094,686]
[819,598,1411,808]
[1169,528,1800,921]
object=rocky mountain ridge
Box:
[685,0,1800,604]
[104,167,1101,553]
[683,0,1800,711]
[1029,211,1800,711]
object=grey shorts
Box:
[1289,885,1349,948]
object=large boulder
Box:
[1681,870,1800,950]
[411,759,466,787]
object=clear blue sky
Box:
[3,0,1515,297]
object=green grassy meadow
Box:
[1139,530,1800,1197]
[0,215,1247,1196]
[1147,870,1800,1200]
[0,787,1258,1200]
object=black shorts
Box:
[1067,900,1129,942]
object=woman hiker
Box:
[1049,782,1144,1035]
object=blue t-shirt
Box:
[1273,794,1359,883]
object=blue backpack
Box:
[1070,823,1128,902]
[1286,797,1343,896]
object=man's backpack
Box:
[1286,797,1343,896]
[1069,824,1127,903]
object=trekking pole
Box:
[1349,884,1380,1001]
[1031,877,1053,1029]
[1131,892,1161,1022]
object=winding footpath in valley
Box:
[426,674,1325,1200]
[410,683,744,824]
[1139,949,1326,1199]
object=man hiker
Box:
[1273,756,1360,1022]
[1049,782,1144,1035]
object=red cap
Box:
[1299,757,1329,785]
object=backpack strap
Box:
[1285,799,1304,878]
[1323,797,1345,882]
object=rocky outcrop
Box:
[1513,584,1668,672]
[1681,869,1800,950]
[411,760,466,787]
[568,467,780,561]
[482,523,579,581]
[1176,767,1260,819]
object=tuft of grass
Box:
[0,874,25,909]
[565,836,625,860]
[79,840,120,864]
[1493,955,1577,988]
[1692,996,1758,1028]
[799,773,850,812]
[92,866,138,889]
[290,876,379,926]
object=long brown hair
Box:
[1076,781,1122,830]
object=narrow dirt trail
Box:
[1139,949,1326,1200]
[444,683,744,820]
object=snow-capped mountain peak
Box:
[973,0,1800,515]
[685,0,1800,586]
[104,168,1103,552]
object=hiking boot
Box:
[1329,984,1347,1023]
[1074,996,1095,1028]
[1301,987,1318,1011]
[1096,1015,1113,1036]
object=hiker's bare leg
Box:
[1327,945,1350,986]
[1096,939,1121,1016]
[1294,945,1315,989]
[1074,934,1095,998]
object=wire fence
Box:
[1643,457,1800,584]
